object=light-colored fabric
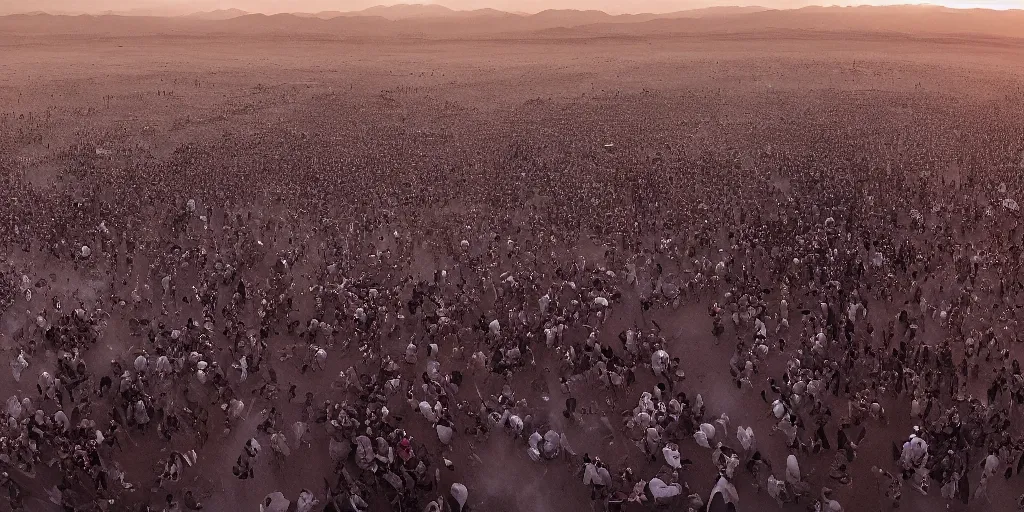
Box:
[737,426,755,451]
[649,478,682,499]
[450,483,468,507]
[663,445,682,469]
[786,455,801,484]
[694,430,710,449]
[436,424,453,445]
[295,490,318,512]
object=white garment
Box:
[645,427,661,452]
[294,490,318,512]
[450,483,468,508]
[292,422,309,448]
[725,454,740,478]
[260,492,289,512]
[635,411,652,429]
[38,372,55,397]
[651,350,669,373]
[545,328,556,347]
[785,455,801,484]
[822,499,843,512]
[527,446,541,462]
[700,423,717,441]
[900,437,929,469]
[542,430,561,458]
[663,445,682,469]
[270,432,291,457]
[436,424,453,445]
[983,453,1000,477]
[694,430,711,449]
[778,418,797,445]
[6,396,22,418]
[418,401,438,423]
[53,410,70,431]
[10,353,28,382]
[649,478,682,499]
[528,431,542,450]
[155,355,172,375]
[715,414,730,437]
[507,415,524,435]
[736,426,755,451]
[237,356,248,382]
[134,400,150,425]
[228,398,245,419]
[767,475,785,501]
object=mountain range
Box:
[1,4,1022,39]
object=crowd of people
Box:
[2,74,1024,512]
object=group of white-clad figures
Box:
[257,482,469,512]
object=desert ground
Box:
[2,27,1024,512]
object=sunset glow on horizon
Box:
[4,0,1023,16]
[813,0,1022,9]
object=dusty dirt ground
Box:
[2,31,1024,512]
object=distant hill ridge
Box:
[183,8,250,20]
[178,4,771,21]
[1,5,1022,40]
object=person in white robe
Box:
[436,421,454,445]
[270,432,291,458]
[10,351,28,382]
[6,396,22,419]
[134,400,150,427]
[651,349,669,375]
[785,455,802,485]
[644,427,661,460]
[736,426,755,457]
[418,401,438,423]
[134,354,149,373]
[292,421,310,448]
[663,442,682,470]
[819,488,843,512]
[294,490,318,512]
[38,371,56,400]
[900,435,929,471]
[649,477,682,501]
[981,452,1000,478]
[527,431,543,461]
[155,355,172,377]
[766,475,786,505]
[777,415,799,447]
[313,347,327,370]
[53,409,70,432]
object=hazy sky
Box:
[2,0,1022,15]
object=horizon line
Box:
[7,2,1023,18]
